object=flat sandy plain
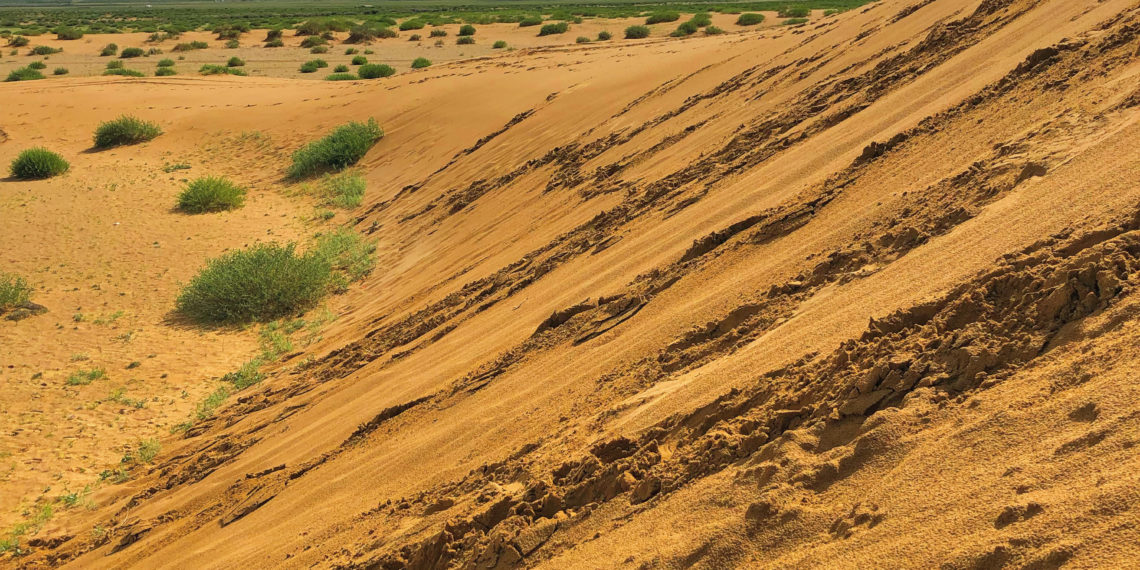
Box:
[2,0,1140,567]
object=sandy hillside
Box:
[2,0,1140,567]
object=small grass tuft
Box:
[539,22,569,36]
[358,63,395,79]
[736,13,765,26]
[10,147,68,179]
[0,273,34,311]
[93,115,162,148]
[66,368,106,386]
[176,176,246,213]
[288,118,382,178]
[411,57,431,69]
[6,67,45,81]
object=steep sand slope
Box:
[8,0,1140,567]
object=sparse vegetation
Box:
[314,227,377,289]
[0,273,34,312]
[27,60,47,70]
[65,368,106,386]
[99,43,118,56]
[597,30,612,41]
[288,118,383,178]
[399,19,425,31]
[779,6,811,17]
[625,25,651,39]
[300,59,328,73]
[176,176,246,213]
[705,25,726,35]
[357,63,395,79]
[783,17,809,25]
[576,36,590,43]
[93,115,162,149]
[310,45,329,54]
[493,40,507,48]
[325,72,358,81]
[199,64,246,75]
[305,170,366,208]
[457,36,475,45]
[106,59,123,69]
[155,67,177,76]
[411,57,431,68]
[430,28,447,37]
[9,147,68,179]
[519,16,544,27]
[7,36,29,48]
[171,41,208,52]
[53,67,68,75]
[30,45,60,55]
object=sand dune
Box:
[2,0,1139,567]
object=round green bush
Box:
[645,11,680,25]
[351,55,367,65]
[155,67,177,76]
[310,46,329,54]
[357,63,395,79]
[55,27,84,40]
[705,26,726,35]
[539,22,569,36]
[177,176,246,213]
[576,36,590,43]
[93,115,162,148]
[10,147,69,179]
[157,58,175,67]
[456,36,475,45]
[519,16,543,27]
[597,31,612,41]
[409,34,422,41]
[28,61,46,70]
[175,243,332,324]
[226,56,244,67]
[492,40,507,49]
[5,67,45,81]
[53,67,68,75]
[736,13,765,26]
[625,25,651,39]
[334,64,349,72]
[325,72,358,81]
[119,46,144,58]
[458,24,476,36]
[99,43,118,56]
[411,57,431,69]
[106,60,123,69]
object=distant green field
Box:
[0,0,871,35]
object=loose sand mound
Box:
[3,0,1140,567]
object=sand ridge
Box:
[2,0,1139,567]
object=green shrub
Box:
[409,34,422,41]
[347,22,396,43]
[492,40,507,48]
[28,60,46,70]
[10,147,68,178]
[344,48,357,55]
[177,176,246,213]
[672,21,699,36]
[172,41,209,52]
[456,36,475,45]
[224,39,240,49]
[625,25,651,39]
[300,59,328,73]
[364,49,374,54]
[645,11,680,24]
[597,30,612,41]
[119,47,144,58]
[53,67,68,75]
[334,64,349,72]
[325,72,358,81]
[736,13,765,26]
[93,115,162,148]
[157,58,174,67]
[539,22,569,36]
[691,13,713,27]
[103,68,145,77]
[155,67,176,76]
[783,18,809,25]
[265,38,284,47]
[357,63,395,79]
[106,60,123,69]
[227,56,244,67]
[265,29,283,42]
[411,57,431,69]
[310,46,329,54]
[8,36,29,47]
[30,46,60,55]
[299,35,325,48]
[705,26,726,35]
[458,24,476,36]
[56,27,84,40]
[429,28,447,37]
[100,43,118,56]
[0,273,34,311]
[576,36,590,43]
[199,64,246,75]
[398,19,425,31]
[351,55,367,65]
[519,16,544,27]
[778,6,810,18]
[288,118,383,178]
[175,243,333,324]
[308,170,366,208]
